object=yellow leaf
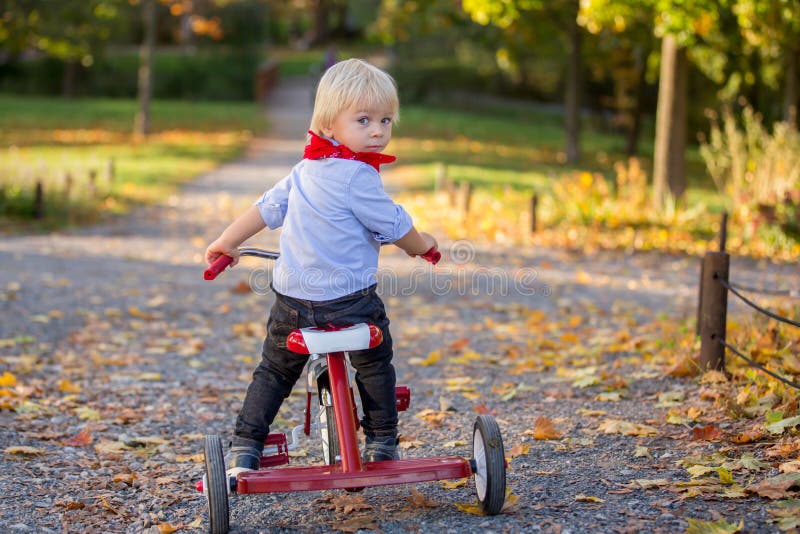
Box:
[631,478,670,489]
[700,370,728,384]
[136,372,162,382]
[685,517,743,534]
[4,445,44,456]
[94,440,131,455]
[74,406,101,421]
[409,350,441,366]
[58,379,81,393]
[577,408,607,417]
[595,391,621,402]
[454,501,485,516]
[597,419,658,437]
[633,446,652,458]
[441,478,467,489]
[575,494,604,503]
[0,372,16,387]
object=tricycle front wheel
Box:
[204,434,230,534]
[472,415,506,515]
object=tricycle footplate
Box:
[237,456,471,494]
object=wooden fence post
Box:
[698,251,729,371]
[34,180,44,219]
[64,172,73,200]
[458,182,473,214]
[530,193,538,233]
[434,163,447,193]
[88,170,97,198]
[106,158,115,185]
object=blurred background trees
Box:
[1,0,798,255]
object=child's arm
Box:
[394,227,437,257]
[205,205,266,266]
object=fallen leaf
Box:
[633,446,652,459]
[4,445,44,456]
[531,416,563,440]
[507,443,530,458]
[408,488,439,508]
[63,428,93,447]
[692,424,722,441]
[685,517,742,533]
[112,473,136,485]
[699,370,729,384]
[231,281,252,294]
[747,472,800,499]
[442,440,468,448]
[766,415,800,435]
[779,460,800,473]
[157,523,179,534]
[409,350,441,367]
[473,403,490,415]
[335,515,379,533]
[574,494,604,503]
[415,408,448,427]
[597,419,657,437]
[768,500,800,531]
[630,479,670,489]
[441,478,467,489]
[58,379,81,393]
[0,371,16,387]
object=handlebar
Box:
[203,246,440,280]
[203,247,280,280]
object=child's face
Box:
[322,104,394,153]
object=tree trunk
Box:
[564,1,581,164]
[134,0,156,138]
[309,0,331,47]
[62,60,79,98]
[785,47,798,125]
[653,34,688,208]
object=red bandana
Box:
[303,130,396,171]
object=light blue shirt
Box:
[255,157,413,301]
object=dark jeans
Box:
[233,285,397,448]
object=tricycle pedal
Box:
[396,386,410,411]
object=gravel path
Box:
[1,77,798,534]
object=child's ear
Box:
[321,125,333,138]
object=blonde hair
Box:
[309,58,399,136]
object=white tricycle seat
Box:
[286,323,383,355]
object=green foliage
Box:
[700,102,800,205]
[0,0,122,62]
[0,49,263,100]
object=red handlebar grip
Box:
[204,255,233,280]
[421,247,441,265]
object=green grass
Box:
[390,102,718,203]
[0,95,264,229]
[0,95,265,137]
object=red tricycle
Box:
[198,247,506,534]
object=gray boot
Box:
[362,435,399,462]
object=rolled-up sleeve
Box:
[254,165,297,229]
[348,167,413,243]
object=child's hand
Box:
[418,232,438,254]
[205,239,240,267]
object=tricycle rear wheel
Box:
[204,434,230,534]
[472,415,506,515]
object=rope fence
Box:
[696,212,800,391]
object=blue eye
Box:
[382,117,392,124]
[358,117,369,125]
